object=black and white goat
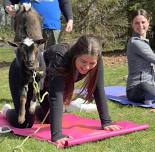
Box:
[9,37,46,124]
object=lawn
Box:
[0,47,15,63]
[0,48,155,152]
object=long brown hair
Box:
[62,34,104,104]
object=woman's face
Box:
[132,15,149,37]
[75,54,98,74]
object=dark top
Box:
[44,44,112,141]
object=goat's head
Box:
[8,38,46,70]
[14,3,43,42]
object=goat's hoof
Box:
[18,115,25,124]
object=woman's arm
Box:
[93,57,112,127]
[93,57,121,130]
[131,39,155,63]
[48,75,68,142]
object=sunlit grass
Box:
[0,67,11,103]
[0,47,15,62]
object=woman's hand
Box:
[55,137,70,148]
[103,124,122,131]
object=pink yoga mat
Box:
[0,113,149,148]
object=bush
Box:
[0,25,14,41]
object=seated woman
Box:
[126,9,155,104]
[4,34,121,148]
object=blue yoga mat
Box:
[105,86,155,108]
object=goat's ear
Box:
[35,38,47,45]
[7,41,19,47]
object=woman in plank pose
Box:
[41,34,121,147]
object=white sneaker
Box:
[1,104,12,116]
[0,126,11,133]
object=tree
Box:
[70,0,128,51]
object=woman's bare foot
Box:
[103,124,122,131]
[55,137,70,148]
[150,109,155,112]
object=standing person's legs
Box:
[43,29,61,49]
[127,82,155,103]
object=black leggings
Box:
[127,82,155,103]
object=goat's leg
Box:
[18,95,27,124]
[29,75,44,113]
[29,95,37,114]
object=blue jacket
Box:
[10,0,73,30]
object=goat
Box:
[14,3,43,42]
[9,37,46,124]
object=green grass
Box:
[104,64,128,86]
[0,47,15,63]
[1,49,155,152]
[0,67,11,103]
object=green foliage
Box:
[70,0,128,51]
[0,26,14,41]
